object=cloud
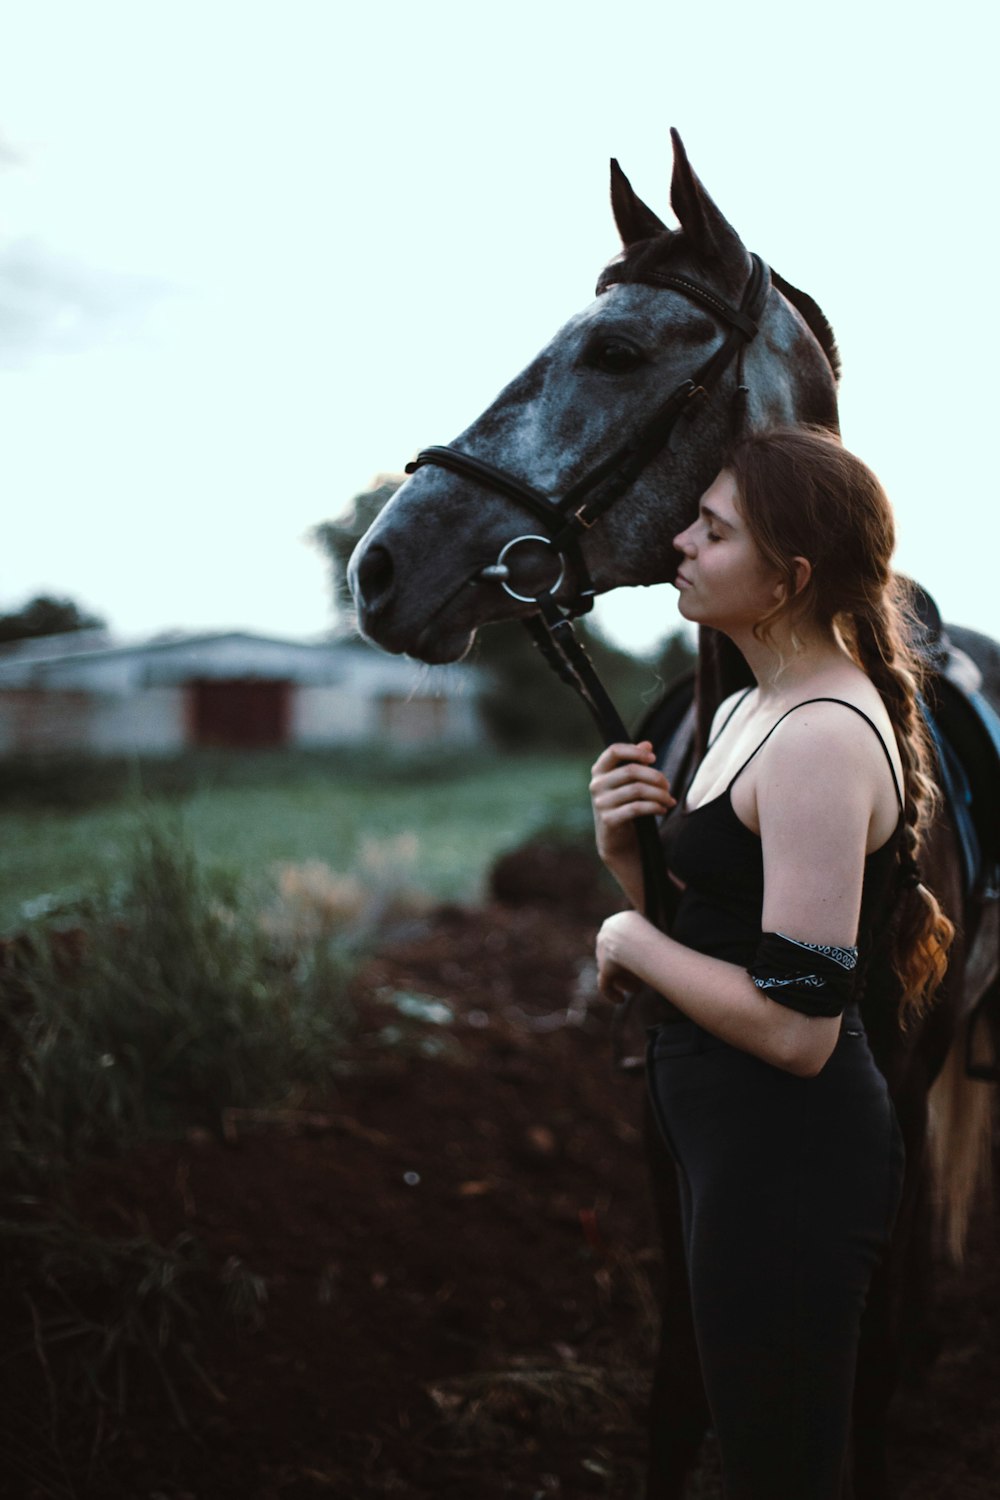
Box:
[0,239,172,366]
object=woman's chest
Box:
[661,800,764,902]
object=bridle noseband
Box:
[402,253,772,944]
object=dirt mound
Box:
[488,836,617,922]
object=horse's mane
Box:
[770,268,841,384]
[601,236,842,386]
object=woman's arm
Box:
[597,706,880,1076]
[597,914,842,1076]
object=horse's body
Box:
[350,133,999,1498]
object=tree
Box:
[0,595,106,645]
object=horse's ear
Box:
[669,128,746,269]
[610,159,668,247]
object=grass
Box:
[0,750,598,1175]
[0,749,604,1480]
[0,749,593,934]
[0,812,366,1474]
[2,818,363,1182]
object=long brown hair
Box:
[725,425,953,1021]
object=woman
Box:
[589,427,953,1498]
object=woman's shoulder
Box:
[778,675,898,750]
[761,687,903,809]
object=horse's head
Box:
[350,129,840,664]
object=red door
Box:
[188,679,291,749]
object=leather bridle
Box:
[406,253,770,615]
[403,252,772,935]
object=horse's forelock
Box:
[597,230,682,290]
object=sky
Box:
[1,0,997,658]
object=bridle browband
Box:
[403,253,771,943]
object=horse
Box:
[348,129,1000,1499]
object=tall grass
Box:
[1,818,365,1470]
[1,817,358,1184]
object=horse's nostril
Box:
[356,542,395,612]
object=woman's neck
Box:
[727,619,856,703]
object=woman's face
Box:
[672,470,785,633]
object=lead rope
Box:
[525,596,678,1071]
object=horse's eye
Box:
[584,338,646,374]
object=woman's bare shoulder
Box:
[759,695,902,820]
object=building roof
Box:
[0,629,483,696]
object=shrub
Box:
[1,817,359,1182]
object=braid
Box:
[852,585,954,1020]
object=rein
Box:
[405,254,771,935]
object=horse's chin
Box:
[411,621,477,665]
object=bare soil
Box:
[3,880,998,1500]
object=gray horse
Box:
[350,129,998,1499]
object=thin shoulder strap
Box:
[727,696,905,810]
[706,686,754,750]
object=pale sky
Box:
[1,0,997,657]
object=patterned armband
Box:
[748,932,858,1018]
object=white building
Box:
[0,630,485,756]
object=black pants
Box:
[645,1007,905,1500]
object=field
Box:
[2,750,998,1498]
[0,750,593,932]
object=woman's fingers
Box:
[594,764,675,796]
[591,740,656,775]
[597,957,639,1004]
[591,747,674,802]
[596,783,674,814]
[598,797,673,825]
[591,769,676,814]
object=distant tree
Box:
[0,594,106,645]
[653,626,697,688]
[314,479,696,748]
[470,619,696,750]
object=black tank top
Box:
[664,696,905,977]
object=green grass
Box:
[0,751,593,933]
[2,819,362,1179]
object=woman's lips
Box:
[675,570,693,589]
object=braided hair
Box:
[725,426,953,1021]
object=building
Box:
[0,629,485,755]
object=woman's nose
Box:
[673,526,695,555]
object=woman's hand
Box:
[589,741,676,894]
[596,910,649,1004]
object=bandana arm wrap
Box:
[748,932,859,1019]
